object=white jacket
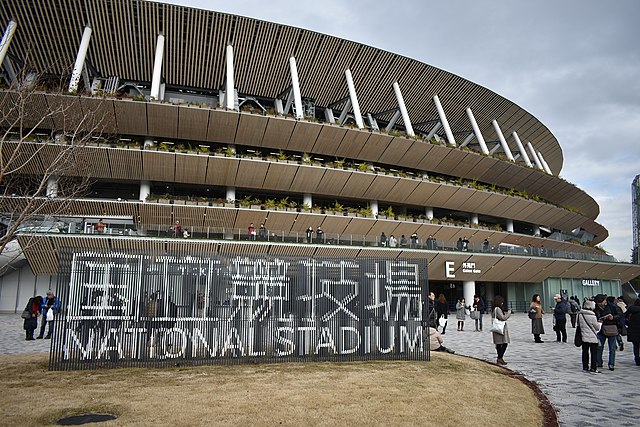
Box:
[578,309,600,344]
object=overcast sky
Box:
[164,0,640,262]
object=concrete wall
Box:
[0,266,55,313]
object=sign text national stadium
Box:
[50,252,429,369]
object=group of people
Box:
[526,292,639,372]
[378,232,437,249]
[305,226,324,243]
[22,290,61,341]
[426,292,487,355]
[171,220,190,238]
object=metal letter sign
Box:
[49,251,429,369]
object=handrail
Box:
[12,218,619,263]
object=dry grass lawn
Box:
[0,353,542,426]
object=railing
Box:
[12,217,619,263]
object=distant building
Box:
[633,175,640,264]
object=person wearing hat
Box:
[553,294,570,343]
[593,293,622,370]
[37,290,61,339]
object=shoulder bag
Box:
[490,308,505,335]
[528,307,537,320]
[601,324,618,337]
[574,313,584,347]
[21,310,31,320]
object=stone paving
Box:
[443,312,640,426]
[1,312,639,426]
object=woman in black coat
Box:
[23,296,42,341]
[625,298,640,366]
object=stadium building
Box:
[1,0,639,318]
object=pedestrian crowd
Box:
[425,289,640,373]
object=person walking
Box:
[456,297,467,331]
[491,295,512,365]
[625,298,640,366]
[578,300,602,373]
[530,294,545,343]
[472,295,485,331]
[23,295,42,341]
[553,294,570,343]
[568,296,580,328]
[435,293,449,334]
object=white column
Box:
[392,82,414,137]
[0,20,17,71]
[533,225,540,236]
[527,142,544,170]
[425,122,441,140]
[140,181,151,202]
[433,95,456,146]
[226,186,236,202]
[505,219,514,233]
[150,32,165,101]
[466,108,489,154]
[345,69,364,129]
[370,200,379,218]
[463,281,476,309]
[68,25,92,93]
[289,57,304,119]
[338,99,352,125]
[303,193,313,209]
[511,131,531,167]
[537,151,553,175]
[470,213,478,225]
[46,176,58,198]
[225,45,235,109]
[144,137,154,148]
[492,120,514,161]
[425,207,433,221]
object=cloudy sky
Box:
[164,0,640,261]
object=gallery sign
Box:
[49,251,429,370]
[581,279,600,287]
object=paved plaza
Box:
[1,312,639,426]
[444,312,640,426]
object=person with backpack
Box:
[568,296,581,328]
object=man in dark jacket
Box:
[593,294,623,370]
[37,290,61,339]
[553,294,570,343]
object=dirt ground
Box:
[0,353,542,426]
